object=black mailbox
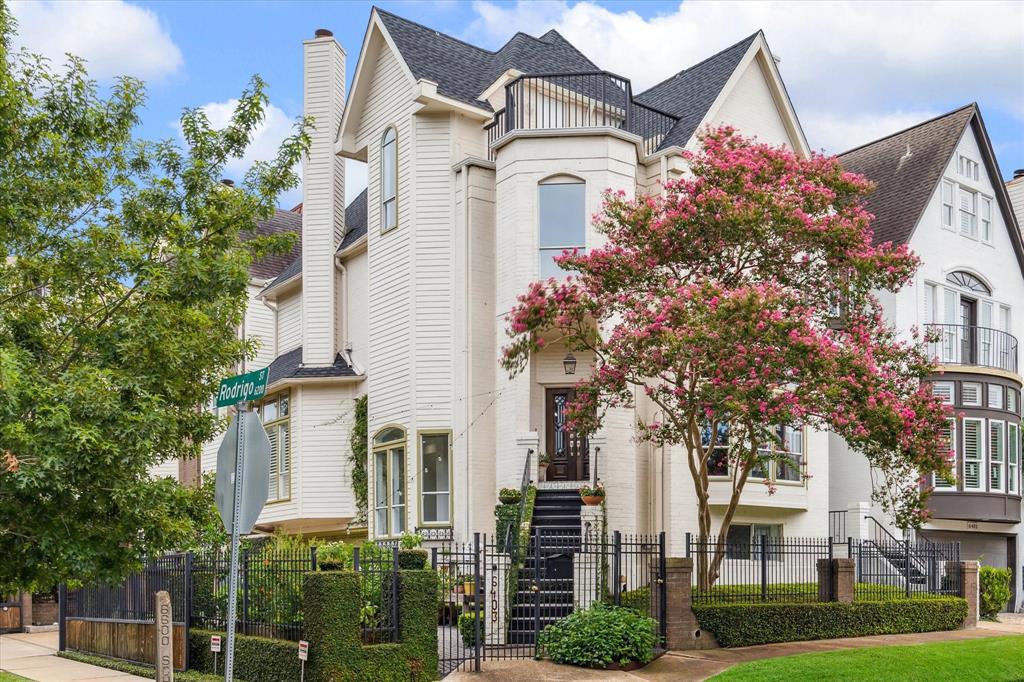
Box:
[545,553,573,580]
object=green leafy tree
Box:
[0,7,309,592]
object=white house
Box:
[835,105,1024,612]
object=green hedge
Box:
[58,651,224,682]
[693,598,967,647]
[979,566,1012,619]
[188,629,298,682]
[304,569,438,681]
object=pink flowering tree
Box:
[502,127,952,590]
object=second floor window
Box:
[958,154,979,181]
[959,187,977,238]
[538,179,585,279]
[381,127,397,232]
[257,391,291,502]
[941,180,955,230]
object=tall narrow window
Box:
[419,431,451,526]
[1008,423,1020,494]
[935,418,957,489]
[381,127,398,232]
[990,420,1006,492]
[959,188,977,238]
[941,180,955,230]
[963,418,984,491]
[538,179,585,279]
[372,426,406,535]
[775,425,804,482]
[980,196,993,243]
[258,391,291,502]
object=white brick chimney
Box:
[301,29,346,366]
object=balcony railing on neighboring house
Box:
[925,323,1019,373]
[484,71,679,157]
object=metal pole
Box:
[224,406,246,682]
[473,532,482,672]
[905,540,911,598]
[391,546,400,641]
[658,531,667,644]
[613,531,622,606]
[760,536,768,602]
[533,528,542,660]
[241,548,250,636]
[58,584,67,651]
[184,552,193,671]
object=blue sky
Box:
[10,1,1024,209]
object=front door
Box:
[545,387,589,481]
[961,297,977,363]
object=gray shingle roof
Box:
[247,209,302,279]
[266,346,359,385]
[260,190,368,297]
[375,8,598,112]
[635,33,758,150]
[838,105,975,246]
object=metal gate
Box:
[434,529,666,677]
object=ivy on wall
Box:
[350,395,368,524]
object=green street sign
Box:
[216,368,270,407]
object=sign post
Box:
[155,590,173,681]
[210,635,221,675]
[298,640,309,682]
[214,368,271,682]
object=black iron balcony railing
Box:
[484,71,679,157]
[925,323,1018,373]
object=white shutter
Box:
[990,420,1005,492]
[962,382,982,406]
[923,284,935,324]
[267,426,279,501]
[931,381,955,404]
[935,418,957,489]
[1009,423,1020,494]
[988,385,1004,410]
[963,418,983,491]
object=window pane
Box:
[382,139,396,199]
[279,392,289,417]
[383,198,396,230]
[263,397,278,422]
[279,424,290,499]
[421,434,450,494]
[725,524,751,560]
[963,419,983,490]
[539,183,585,248]
[374,427,405,445]
[391,447,405,533]
[267,426,279,500]
[935,418,956,488]
[374,451,388,517]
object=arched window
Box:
[381,127,398,232]
[538,177,585,278]
[945,271,991,295]
[372,425,406,536]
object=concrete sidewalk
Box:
[0,631,149,682]
[449,624,1023,681]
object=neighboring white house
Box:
[835,105,1024,612]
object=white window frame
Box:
[963,417,985,491]
[258,390,291,503]
[990,419,1006,493]
[1008,422,1019,495]
[959,187,978,239]
[934,418,957,490]
[538,178,586,279]
[418,430,453,527]
[372,426,407,537]
[931,381,955,405]
[380,126,398,233]
[988,384,1004,410]
[958,154,979,181]
[980,196,993,244]
[940,180,956,231]
[961,382,982,407]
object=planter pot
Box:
[498,494,520,505]
[581,495,604,506]
[463,581,475,595]
[538,465,549,482]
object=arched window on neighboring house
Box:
[372,425,406,536]
[538,176,585,278]
[381,127,398,232]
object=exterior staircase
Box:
[508,489,583,644]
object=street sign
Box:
[298,640,309,661]
[214,410,271,535]
[215,367,270,408]
[210,635,221,653]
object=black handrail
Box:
[925,323,1018,373]
[503,449,533,551]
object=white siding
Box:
[298,384,360,519]
[277,291,303,353]
[707,54,798,150]
[246,283,276,369]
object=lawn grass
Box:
[0,672,32,682]
[709,635,1024,681]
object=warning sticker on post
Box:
[298,640,309,661]
[210,635,222,652]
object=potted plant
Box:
[398,531,428,569]
[538,453,551,481]
[461,574,475,595]
[316,541,349,570]
[498,487,521,505]
[579,483,605,506]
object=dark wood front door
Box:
[545,387,589,481]
[961,297,977,363]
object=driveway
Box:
[0,631,149,682]
[448,623,1022,681]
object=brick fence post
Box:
[816,558,855,602]
[948,560,979,628]
[661,557,716,650]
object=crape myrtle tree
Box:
[0,7,309,591]
[502,127,952,590]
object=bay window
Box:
[419,431,451,526]
[373,426,406,536]
[934,418,957,489]
[989,420,1006,492]
[963,418,984,491]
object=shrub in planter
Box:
[499,487,522,505]
[979,566,1012,619]
[399,531,424,549]
[539,603,657,669]
[399,548,429,569]
[458,611,484,647]
[579,483,605,506]
[317,540,349,570]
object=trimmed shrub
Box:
[398,549,428,569]
[494,503,519,552]
[58,652,223,681]
[979,566,1012,619]
[617,586,651,615]
[458,611,484,647]
[499,487,522,505]
[189,628,298,682]
[693,598,967,647]
[539,603,658,669]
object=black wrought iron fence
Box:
[353,544,401,644]
[852,538,961,601]
[65,554,189,623]
[687,534,833,604]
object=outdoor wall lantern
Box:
[563,353,577,375]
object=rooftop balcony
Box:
[926,323,1018,374]
[484,71,680,158]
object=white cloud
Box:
[468,0,1024,153]
[9,0,182,81]
[182,100,368,209]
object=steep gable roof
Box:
[838,105,975,246]
[636,33,759,150]
[374,9,597,112]
[247,209,302,280]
